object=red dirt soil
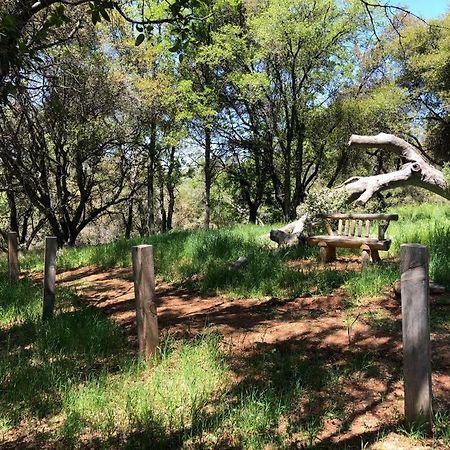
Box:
[53,260,450,450]
[3,257,449,449]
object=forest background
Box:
[1,0,450,248]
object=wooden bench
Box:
[307,213,398,266]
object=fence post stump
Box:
[131,245,158,358]
[8,232,19,281]
[43,236,57,320]
[400,243,432,432]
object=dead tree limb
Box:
[270,133,449,246]
[343,133,449,204]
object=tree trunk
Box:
[6,190,19,234]
[147,121,157,235]
[158,165,167,233]
[125,197,133,239]
[248,203,258,224]
[204,125,212,230]
[343,133,449,203]
[166,146,177,232]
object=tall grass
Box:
[0,276,230,448]
[389,204,450,287]
[6,203,450,299]
[62,334,227,448]
[0,277,127,430]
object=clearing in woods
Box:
[2,209,450,449]
[50,258,450,449]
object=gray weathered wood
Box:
[365,220,370,238]
[360,244,371,268]
[378,222,389,240]
[42,236,57,320]
[324,221,334,236]
[321,213,399,221]
[357,220,363,237]
[319,242,336,263]
[349,220,356,236]
[132,244,158,358]
[8,232,19,280]
[337,219,343,235]
[307,235,391,251]
[347,133,449,205]
[400,244,432,431]
[343,220,349,236]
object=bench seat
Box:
[307,235,391,251]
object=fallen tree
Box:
[270,133,450,246]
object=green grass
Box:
[0,276,349,449]
[344,264,398,299]
[1,202,450,448]
[0,275,42,325]
[389,203,450,287]
[3,202,450,302]
[0,276,127,429]
[0,276,230,447]
[62,334,227,448]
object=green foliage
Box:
[0,275,42,325]
[389,203,450,287]
[297,187,349,220]
[2,203,450,448]
[0,279,126,428]
[344,265,398,299]
[390,13,450,160]
[62,334,226,445]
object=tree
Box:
[389,13,450,161]
[0,0,197,101]
[199,0,371,222]
[0,34,136,246]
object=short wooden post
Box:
[360,244,371,268]
[371,249,381,263]
[8,231,19,280]
[400,244,432,431]
[319,242,336,263]
[42,236,57,320]
[131,245,158,358]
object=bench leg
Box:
[360,244,371,269]
[371,249,381,263]
[319,244,336,263]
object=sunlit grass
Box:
[62,334,227,448]
[1,203,450,448]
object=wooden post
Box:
[400,244,432,431]
[360,244,371,268]
[371,249,381,263]
[132,244,158,358]
[319,242,336,263]
[8,231,19,280]
[42,236,57,320]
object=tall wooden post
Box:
[43,236,57,320]
[8,231,19,281]
[400,244,432,431]
[131,245,158,358]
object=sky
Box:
[389,0,449,19]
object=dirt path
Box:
[56,262,450,449]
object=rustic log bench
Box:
[307,213,399,265]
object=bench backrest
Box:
[320,213,399,241]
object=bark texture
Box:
[342,133,449,204]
